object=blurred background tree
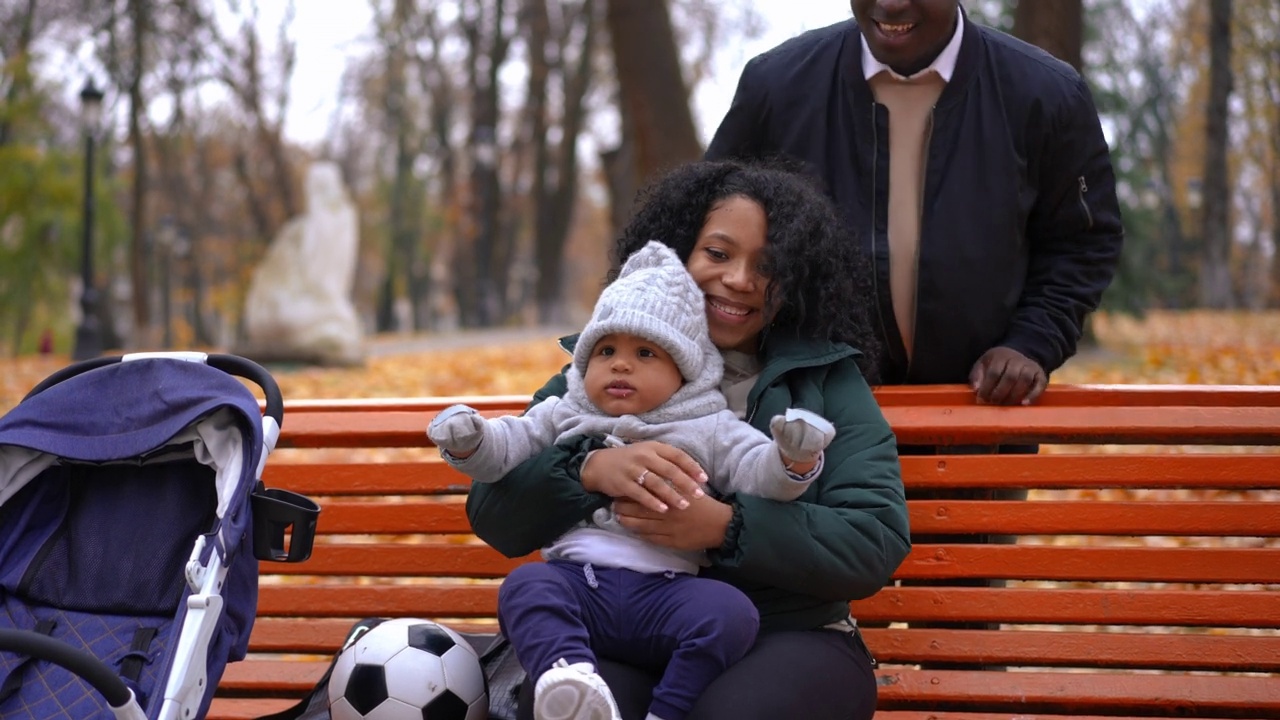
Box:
[0,0,1276,356]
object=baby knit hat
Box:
[573,241,719,387]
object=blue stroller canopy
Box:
[0,355,293,720]
[0,358,266,552]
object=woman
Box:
[466,159,909,720]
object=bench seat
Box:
[209,385,1280,719]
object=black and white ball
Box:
[327,618,487,720]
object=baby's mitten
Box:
[769,408,836,464]
[427,404,486,455]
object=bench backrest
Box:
[228,385,1280,717]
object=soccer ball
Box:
[327,618,487,720]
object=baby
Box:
[428,241,835,720]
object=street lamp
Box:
[72,77,105,360]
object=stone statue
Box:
[238,162,365,366]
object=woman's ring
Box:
[637,470,649,486]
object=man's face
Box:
[851,0,960,77]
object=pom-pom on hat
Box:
[573,241,718,386]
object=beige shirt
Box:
[861,16,963,358]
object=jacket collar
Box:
[845,7,983,110]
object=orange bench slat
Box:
[900,453,1280,490]
[861,628,1280,672]
[849,587,1278,628]
[238,618,1279,673]
[300,498,1280,537]
[263,454,1280,496]
[906,500,1280,536]
[874,669,1280,714]
[258,542,1280,585]
[253,584,1278,629]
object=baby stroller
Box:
[0,352,320,720]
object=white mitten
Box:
[769,408,836,465]
[427,404,486,456]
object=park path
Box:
[364,325,578,357]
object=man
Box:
[705,0,1125,657]
[706,0,1123,404]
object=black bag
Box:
[255,618,525,720]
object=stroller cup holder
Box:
[251,487,320,563]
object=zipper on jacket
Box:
[868,102,897,376]
[1077,176,1094,231]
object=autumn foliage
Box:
[3,311,1278,413]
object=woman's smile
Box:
[686,195,773,353]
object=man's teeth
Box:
[879,22,915,33]
[710,300,749,316]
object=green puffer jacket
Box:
[465,331,910,633]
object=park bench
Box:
[208,384,1280,720]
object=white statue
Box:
[239,162,365,365]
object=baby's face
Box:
[583,333,684,416]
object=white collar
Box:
[861,11,964,82]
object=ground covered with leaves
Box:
[4,311,1277,411]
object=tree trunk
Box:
[384,0,423,332]
[128,0,151,347]
[605,0,702,188]
[1199,0,1235,309]
[529,0,599,324]
[460,0,511,327]
[0,0,38,148]
[1012,0,1083,70]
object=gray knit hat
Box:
[574,238,722,377]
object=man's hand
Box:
[969,346,1047,405]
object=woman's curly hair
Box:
[609,158,881,381]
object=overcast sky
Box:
[271,1,855,146]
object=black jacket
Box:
[706,14,1124,385]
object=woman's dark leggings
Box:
[516,627,878,720]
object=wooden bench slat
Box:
[265,461,469,495]
[852,586,1278,627]
[238,618,1279,673]
[275,406,1280,449]
[219,660,328,693]
[254,585,1278,628]
[207,698,299,720]
[312,500,470,534]
[211,662,1280,716]
[893,545,1278,583]
[901,454,1280,490]
[256,582,500,616]
[862,628,1280,672]
[275,385,1280,413]
[875,669,1280,715]
[259,543,1280,584]
[868,384,1280,408]
[301,498,1280,537]
[263,454,1280,497]
[907,500,1280,536]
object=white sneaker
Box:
[533,658,622,720]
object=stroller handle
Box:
[0,628,135,709]
[22,352,284,429]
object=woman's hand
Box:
[612,494,734,552]
[580,441,708,513]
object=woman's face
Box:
[686,195,773,354]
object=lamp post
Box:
[72,77,105,361]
